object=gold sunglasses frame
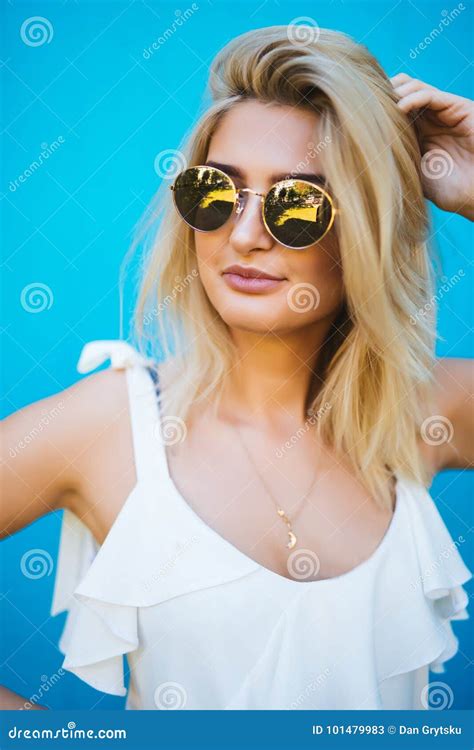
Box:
[170,165,338,250]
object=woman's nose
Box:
[228,191,274,253]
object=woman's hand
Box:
[390,73,474,221]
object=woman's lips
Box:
[222,273,286,293]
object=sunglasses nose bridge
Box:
[235,188,265,216]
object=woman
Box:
[1,26,473,711]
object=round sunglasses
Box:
[170,165,337,250]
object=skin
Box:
[1,81,473,710]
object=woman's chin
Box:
[215,302,292,334]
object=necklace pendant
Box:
[276,508,297,549]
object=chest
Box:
[163,416,397,582]
[83,401,437,581]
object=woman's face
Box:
[194,99,345,334]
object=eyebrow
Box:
[204,161,327,186]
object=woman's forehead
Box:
[207,99,324,179]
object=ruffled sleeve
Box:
[51,510,136,696]
[50,339,154,696]
[373,474,471,685]
[405,476,471,675]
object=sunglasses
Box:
[170,165,337,250]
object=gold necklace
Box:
[231,422,319,550]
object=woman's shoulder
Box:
[40,339,155,533]
[66,339,182,541]
[66,338,176,539]
[56,360,133,526]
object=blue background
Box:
[1,0,473,710]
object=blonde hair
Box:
[129,25,439,510]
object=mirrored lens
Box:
[264,180,334,249]
[173,167,236,231]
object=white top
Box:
[50,339,472,710]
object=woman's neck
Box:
[220,320,334,425]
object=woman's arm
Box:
[0,367,130,537]
[1,367,132,708]
[0,686,48,710]
[390,79,473,470]
[431,357,474,471]
[1,371,107,538]
[1,384,82,538]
